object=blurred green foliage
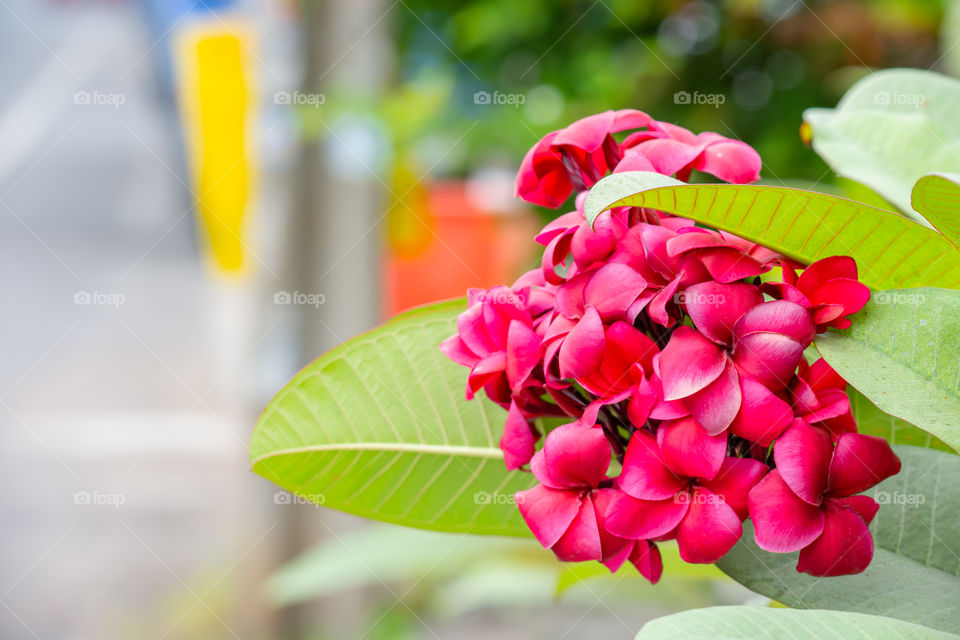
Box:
[386,0,948,182]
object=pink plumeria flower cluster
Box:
[441,110,901,584]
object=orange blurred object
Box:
[383,180,540,317]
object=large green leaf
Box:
[717,446,960,633]
[803,68,960,219]
[583,171,960,291]
[849,388,952,454]
[815,288,960,454]
[636,606,957,640]
[249,299,535,536]
[912,173,960,250]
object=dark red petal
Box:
[602,490,689,540]
[693,139,762,183]
[619,431,688,499]
[534,423,611,489]
[827,433,902,497]
[659,326,727,401]
[774,419,833,504]
[748,470,825,553]
[558,306,605,379]
[628,540,663,584]
[676,487,743,564]
[733,299,816,347]
[796,256,858,295]
[516,484,582,548]
[834,495,880,526]
[684,281,763,346]
[732,332,806,391]
[584,263,648,322]
[685,360,741,436]
[701,457,768,520]
[467,352,507,399]
[657,417,727,480]
[809,278,871,318]
[552,110,616,152]
[805,358,847,392]
[551,494,604,562]
[506,320,542,392]
[796,499,873,577]
[730,376,793,447]
[500,401,537,471]
[700,249,768,283]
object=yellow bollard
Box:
[173,18,256,273]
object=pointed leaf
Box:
[584,172,960,291]
[250,299,536,536]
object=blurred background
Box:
[0,0,957,638]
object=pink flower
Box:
[516,110,653,207]
[764,256,871,332]
[575,322,660,428]
[516,424,663,582]
[440,285,544,405]
[442,109,887,582]
[748,420,901,576]
[666,228,778,283]
[604,429,767,564]
[789,358,856,437]
[515,111,761,209]
[656,299,813,435]
[616,122,762,183]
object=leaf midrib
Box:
[250,441,505,468]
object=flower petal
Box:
[685,359,741,435]
[500,401,538,471]
[619,430,688,499]
[602,490,689,540]
[827,433,902,498]
[748,470,826,553]
[733,299,816,347]
[796,256,858,294]
[683,282,763,346]
[658,326,727,401]
[551,494,604,562]
[532,423,611,489]
[676,487,743,564]
[732,332,806,390]
[506,320,542,392]
[583,263,648,322]
[516,484,582,549]
[693,139,762,183]
[774,419,833,504]
[796,499,874,577]
[729,376,793,446]
[558,306,605,379]
[701,457,768,520]
[657,417,727,480]
[629,540,663,584]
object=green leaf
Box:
[717,446,960,634]
[912,173,960,250]
[583,171,960,291]
[636,606,957,640]
[849,387,953,454]
[815,288,960,454]
[803,68,960,219]
[249,299,535,536]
